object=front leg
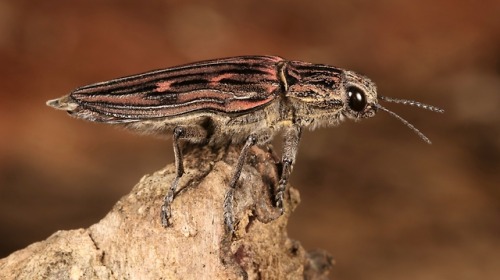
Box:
[275,125,302,214]
[161,125,207,227]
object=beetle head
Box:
[341,70,444,144]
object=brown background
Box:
[1,0,499,279]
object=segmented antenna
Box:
[376,96,444,144]
[378,95,444,113]
[376,105,433,144]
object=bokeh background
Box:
[1,0,499,279]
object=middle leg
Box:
[275,125,302,214]
[223,135,257,234]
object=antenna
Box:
[376,96,444,144]
[378,95,444,113]
[376,104,434,144]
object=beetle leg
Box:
[276,126,302,214]
[223,135,257,234]
[161,125,207,227]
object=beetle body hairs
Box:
[47,56,444,233]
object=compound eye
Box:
[347,86,367,112]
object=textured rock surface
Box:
[0,145,333,279]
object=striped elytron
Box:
[47,55,443,232]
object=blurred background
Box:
[0,0,499,279]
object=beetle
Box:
[47,55,443,232]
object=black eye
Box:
[347,86,367,112]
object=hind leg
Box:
[161,125,207,227]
